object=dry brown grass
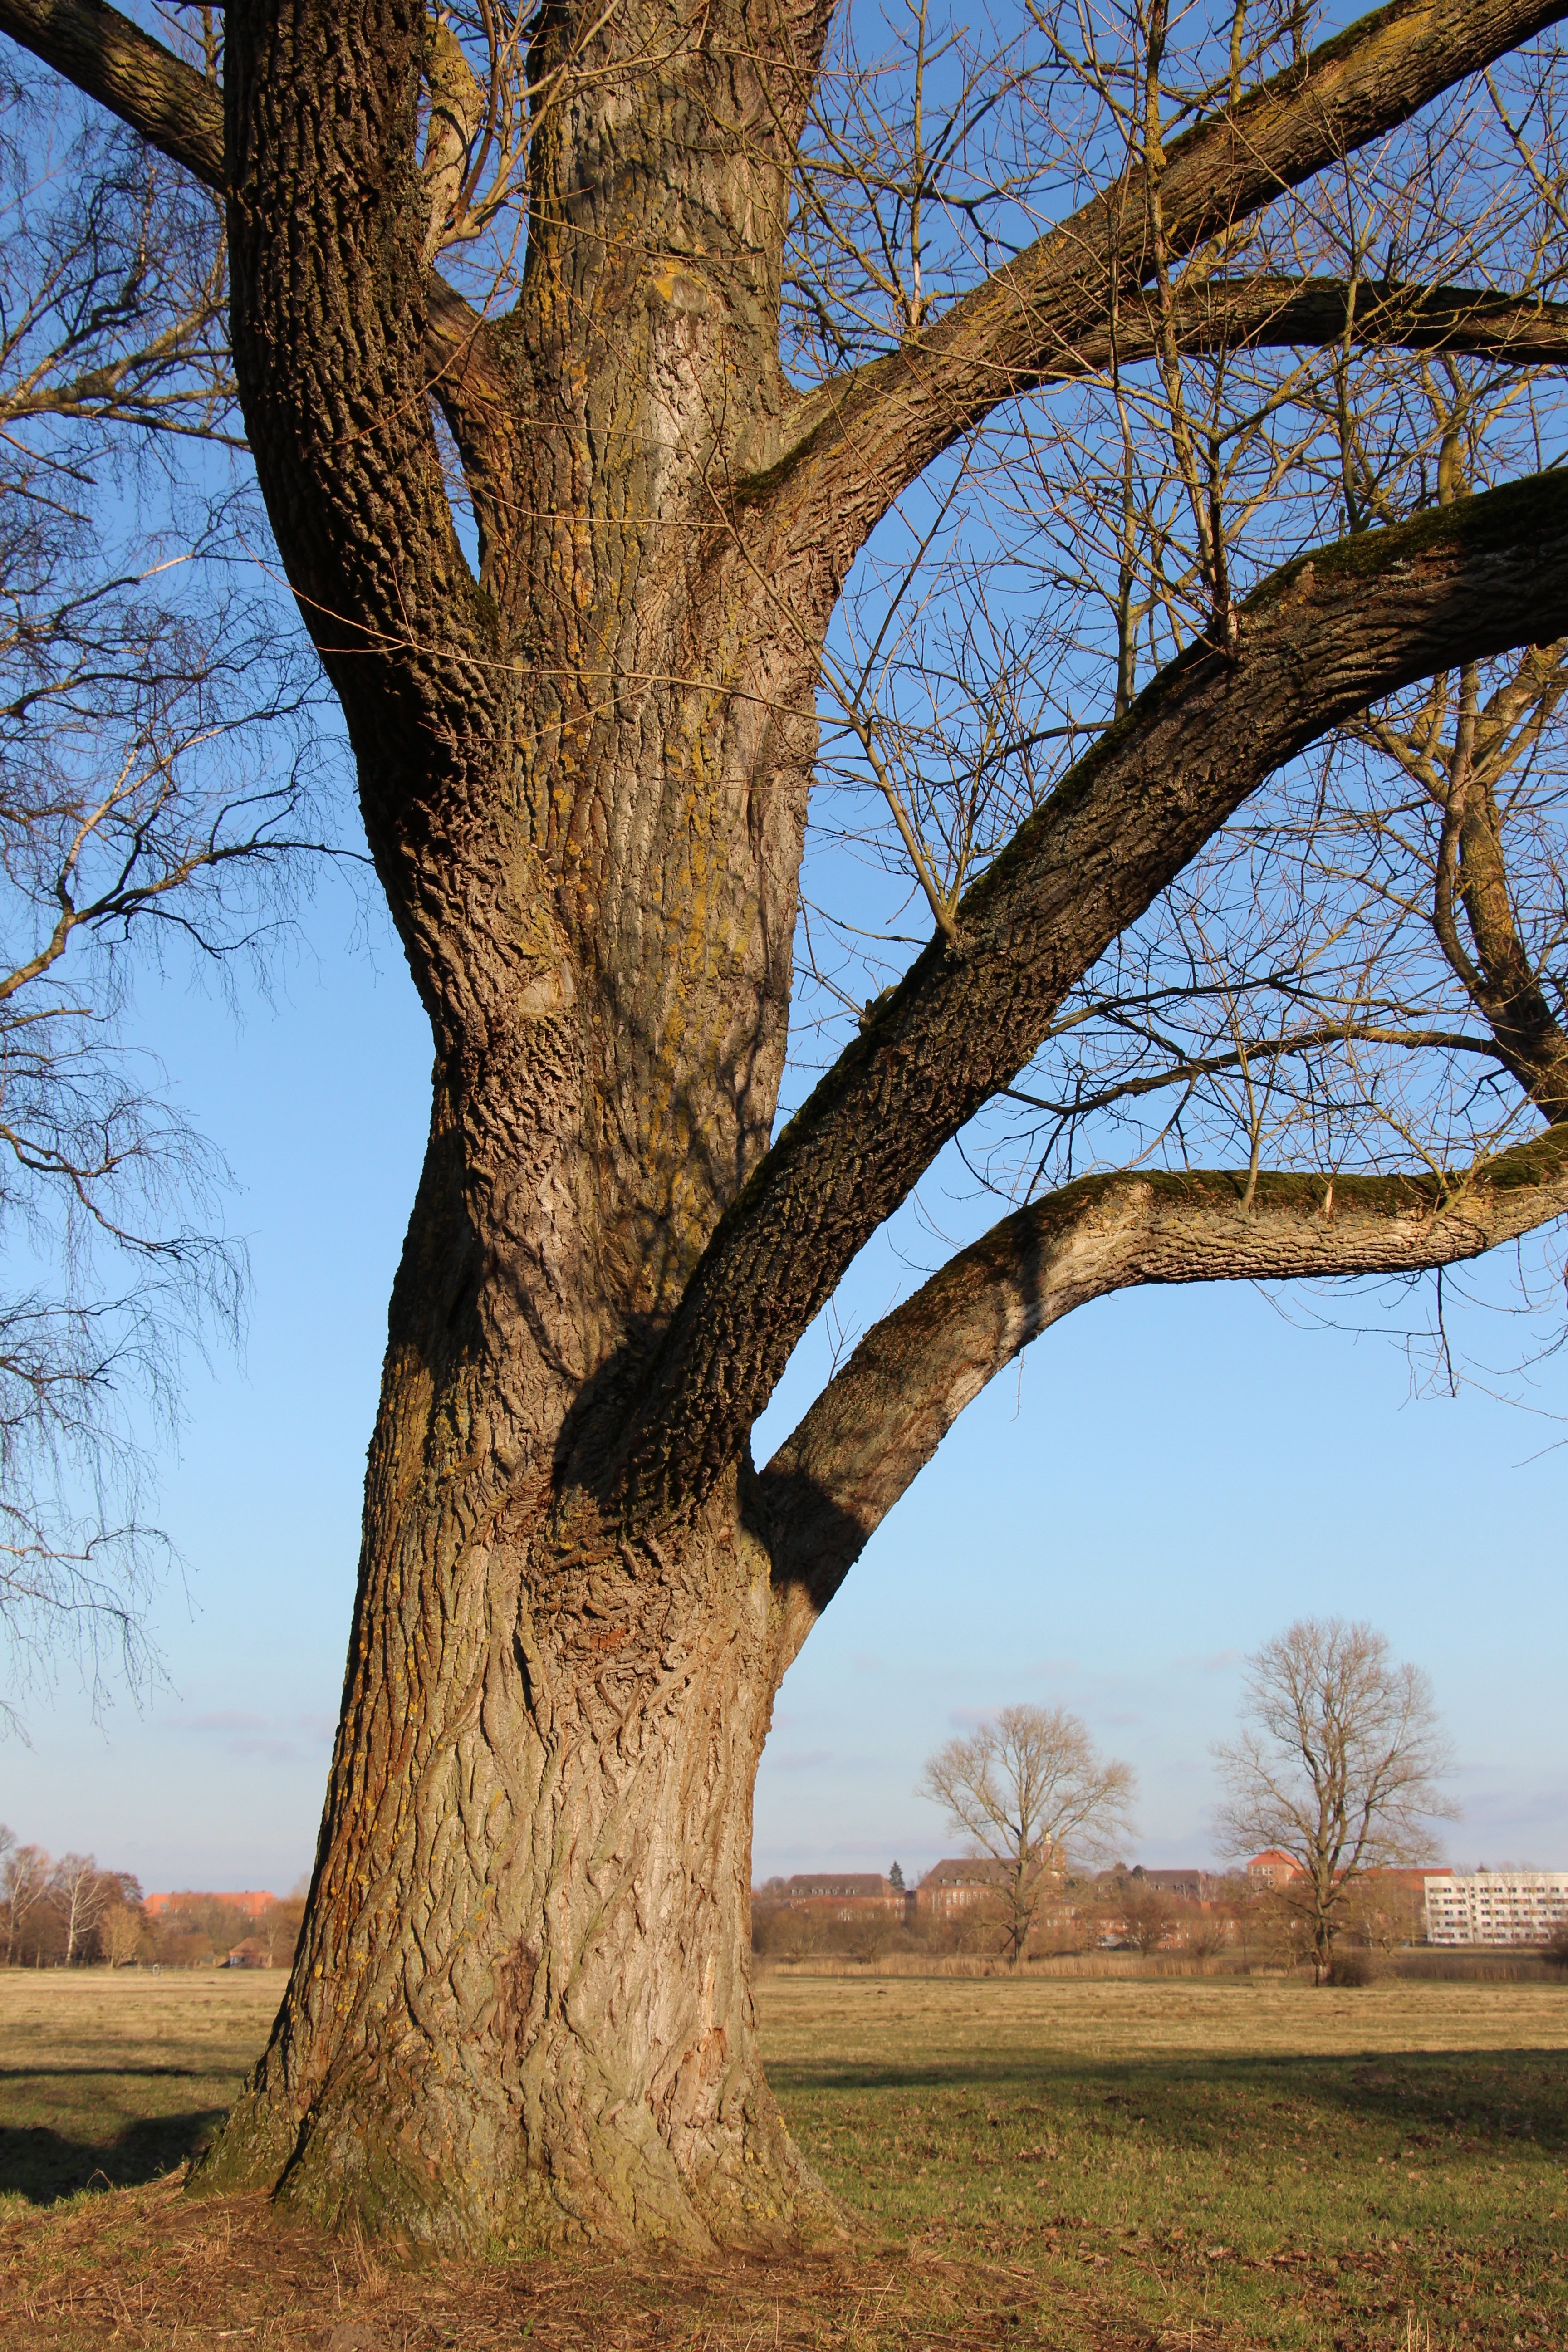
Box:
[0,2173,1129,2350]
[756,1950,1558,1984]
[755,1970,1568,2060]
[0,1968,1564,2349]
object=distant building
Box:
[1131,1867,1222,1902]
[1245,1850,1306,1889]
[144,1890,275,1918]
[223,1937,270,1968]
[1423,1871,1568,1946]
[915,1858,1009,1919]
[761,1873,909,1919]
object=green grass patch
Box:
[760,1975,1568,2349]
[1,1966,1565,2347]
[0,1969,278,2214]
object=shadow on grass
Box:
[0,2107,227,2203]
[769,2046,1568,2151]
[0,2065,211,2080]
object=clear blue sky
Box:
[4,0,1559,1902]
[2,862,1563,1895]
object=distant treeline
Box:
[751,1867,1433,1968]
[0,1825,304,1969]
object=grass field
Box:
[0,1967,1564,2348]
[763,1975,1568,2350]
[0,1967,277,2207]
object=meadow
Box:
[0,1966,1563,2349]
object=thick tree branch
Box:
[424,277,525,603]
[1450,699,1568,1120]
[1117,276,1568,368]
[219,0,514,1023]
[0,0,519,492]
[760,1124,1568,1666]
[601,468,1568,1524]
[763,0,1568,555]
[0,0,224,186]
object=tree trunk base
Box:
[188,1454,828,2255]
[195,2062,848,2255]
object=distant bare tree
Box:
[920,1704,1136,1962]
[49,1850,109,1962]
[1341,1874,1426,1956]
[1120,1877,1174,1955]
[99,1893,146,1965]
[1215,1617,1456,1980]
[0,69,333,1722]
[1181,1906,1230,1964]
[0,1835,48,1961]
[258,1896,305,1970]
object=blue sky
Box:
[1,0,1562,1891]
[1,860,1563,1895]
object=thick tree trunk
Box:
[13,0,1558,2257]
[201,1145,832,2249]
[191,0,846,2246]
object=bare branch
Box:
[764,0,1568,556]
[601,469,1568,1527]
[760,1122,1568,1667]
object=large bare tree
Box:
[1214,1615,1456,1980]
[7,0,1568,2253]
[920,1703,1135,1961]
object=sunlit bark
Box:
[6,0,1568,2248]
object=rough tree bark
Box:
[8,0,1568,2252]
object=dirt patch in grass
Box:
[1,1970,1565,2349]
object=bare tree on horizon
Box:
[1214,1615,1457,1980]
[921,1703,1137,1962]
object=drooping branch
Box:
[765,0,1568,560]
[600,468,1568,1524]
[759,1123,1568,1666]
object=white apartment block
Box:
[1423,1870,1568,1945]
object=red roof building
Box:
[144,1890,276,1918]
[1245,1850,1306,1889]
